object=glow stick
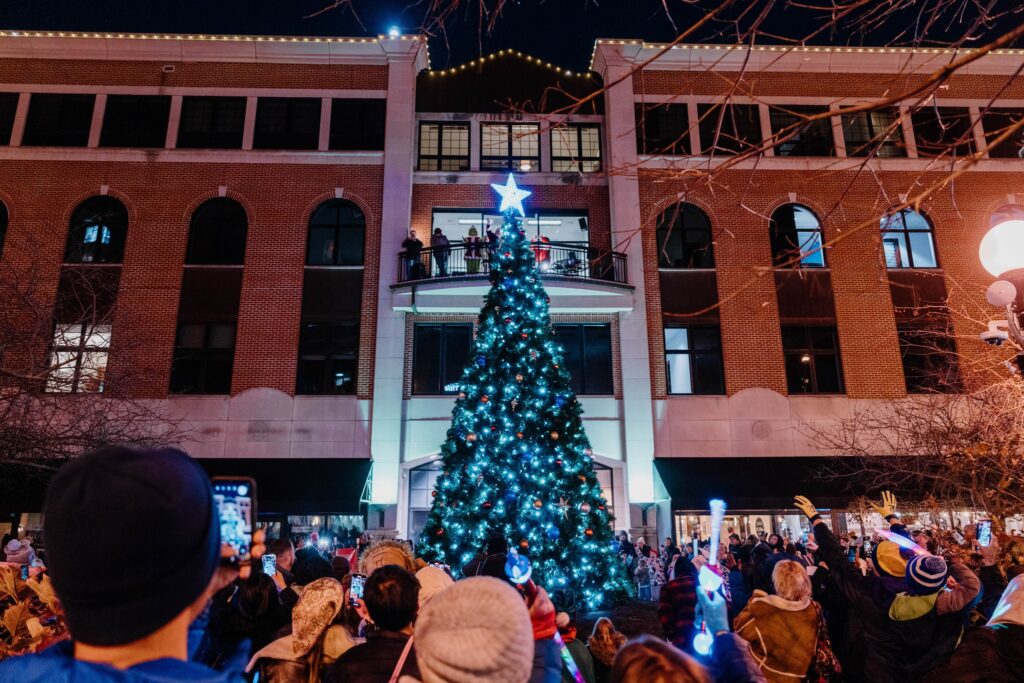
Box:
[873,528,929,556]
[693,623,713,656]
[708,499,727,567]
[553,630,585,683]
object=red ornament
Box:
[585,528,594,537]
[481,395,490,404]
[504,318,512,324]
[490,424,498,432]
[503,251,512,257]
[431,491,437,497]
[483,501,493,509]
[521,333,528,339]
[578,475,587,483]
[519,539,529,550]
[533,499,544,508]
[550,431,560,440]
[555,458,563,467]
[436,528,444,536]
[516,432,524,439]
[467,433,477,442]
[598,505,606,511]
[515,374,524,382]
[458,391,466,399]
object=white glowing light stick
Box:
[697,498,727,592]
[874,528,929,556]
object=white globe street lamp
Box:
[979,219,1024,353]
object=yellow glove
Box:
[871,491,898,520]
[794,496,818,520]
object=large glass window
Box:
[898,327,960,393]
[635,103,689,155]
[881,209,937,269]
[307,200,366,266]
[253,97,321,150]
[22,93,95,147]
[698,103,762,155]
[911,107,976,158]
[656,203,714,269]
[553,323,613,395]
[418,122,470,171]
[46,323,110,393]
[296,322,358,395]
[0,93,19,146]
[664,327,725,395]
[980,108,1024,159]
[99,95,171,148]
[841,108,906,157]
[170,322,235,394]
[177,96,246,149]
[782,326,844,394]
[768,105,834,157]
[480,123,540,172]
[770,204,825,268]
[64,196,129,264]
[412,323,472,394]
[329,99,386,151]
[551,124,602,172]
[185,198,247,265]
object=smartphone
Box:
[349,573,366,606]
[212,477,257,568]
[863,540,873,555]
[20,565,29,580]
[977,520,993,547]
[952,530,966,545]
[262,553,277,576]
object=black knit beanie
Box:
[43,446,220,646]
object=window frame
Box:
[770,204,826,268]
[840,108,906,158]
[22,93,96,148]
[64,196,129,265]
[479,122,541,172]
[550,123,602,173]
[782,326,845,395]
[295,320,359,395]
[910,106,976,158]
[0,92,19,146]
[664,326,726,395]
[46,322,111,393]
[329,98,386,151]
[169,322,237,395]
[697,103,763,155]
[417,121,471,171]
[553,323,614,396]
[897,326,961,394]
[176,96,247,149]
[768,105,834,157]
[99,94,171,148]
[185,198,248,266]
[881,209,939,269]
[980,107,1024,159]
[253,97,322,151]
[306,199,366,267]
[412,322,473,395]
[635,103,690,155]
[655,203,715,269]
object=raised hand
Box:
[794,495,818,519]
[871,491,898,520]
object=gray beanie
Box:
[413,576,534,683]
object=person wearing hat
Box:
[794,493,980,683]
[0,446,248,682]
[3,537,37,566]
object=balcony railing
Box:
[396,241,628,285]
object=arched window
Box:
[770,204,825,268]
[64,196,128,264]
[307,199,366,266]
[655,203,714,269]
[881,208,937,269]
[185,198,248,265]
[0,201,7,256]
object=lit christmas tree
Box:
[418,175,631,609]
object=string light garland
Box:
[417,174,630,609]
[426,48,596,78]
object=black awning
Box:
[656,457,867,510]
[197,458,371,515]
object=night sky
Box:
[1,0,1018,71]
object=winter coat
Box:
[708,632,768,683]
[657,560,699,653]
[462,552,508,581]
[323,631,419,683]
[733,590,818,682]
[978,564,1007,620]
[430,234,451,254]
[0,640,245,683]
[402,237,423,257]
[728,568,752,617]
[589,652,612,683]
[561,638,597,683]
[530,637,562,683]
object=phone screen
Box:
[350,574,366,604]
[977,520,993,547]
[212,477,256,566]
[262,553,277,576]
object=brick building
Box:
[1,31,1022,542]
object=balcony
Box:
[391,242,635,313]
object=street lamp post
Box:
[979,218,1024,371]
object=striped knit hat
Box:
[905,555,949,595]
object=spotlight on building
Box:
[388,26,401,38]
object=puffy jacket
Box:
[733,590,818,682]
[323,631,419,683]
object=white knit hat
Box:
[416,565,454,611]
[413,576,534,683]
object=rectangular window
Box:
[170,322,236,394]
[980,107,1024,159]
[697,103,762,155]
[664,327,725,395]
[551,124,602,172]
[47,323,110,393]
[782,326,844,394]
[840,108,906,157]
[22,93,96,147]
[911,107,976,158]
[99,95,171,148]
[296,321,358,395]
[330,98,386,151]
[480,123,540,172]
[177,96,246,149]
[635,103,689,155]
[898,327,961,393]
[768,105,834,157]
[418,122,470,171]
[412,323,473,394]
[254,97,321,150]
[554,323,614,395]
[0,93,19,145]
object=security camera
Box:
[981,329,1009,346]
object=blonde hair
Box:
[610,635,711,683]
[587,617,627,666]
[772,560,812,602]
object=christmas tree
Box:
[418,175,631,609]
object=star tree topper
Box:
[491,173,532,216]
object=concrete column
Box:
[242,96,257,150]
[370,38,428,511]
[596,46,657,506]
[87,94,106,148]
[319,97,332,151]
[9,93,28,146]
[165,95,182,149]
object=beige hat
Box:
[359,539,417,577]
[416,565,454,611]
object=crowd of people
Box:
[1,446,1023,682]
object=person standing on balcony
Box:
[464,226,483,274]
[431,228,451,277]
[485,220,500,261]
[402,230,424,280]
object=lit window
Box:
[418,122,470,171]
[782,326,844,394]
[770,204,825,268]
[481,123,540,172]
[47,323,111,393]
[64,197,129,264]
[881,209,937,269]
[664,327,725,395]
[656,203,714,269]
[551,124,602,172]
[840,108,906,157]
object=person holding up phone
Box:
[0,446,253,683]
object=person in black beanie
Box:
[0,446,247,682]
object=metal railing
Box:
[396,241,628,285]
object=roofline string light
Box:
[0,29,426,44]
[426,48,595,78]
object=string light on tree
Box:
[417,174,629,608]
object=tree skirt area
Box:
[578,599,662,639]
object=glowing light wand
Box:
[698,499,727,592]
